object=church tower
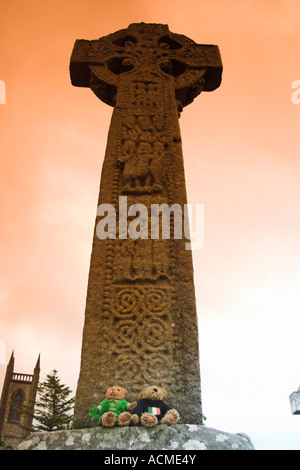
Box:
[0,352,40,450]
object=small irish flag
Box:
[148,407,161,416]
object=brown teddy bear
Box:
[131,385,179,427]
[88,386,137,427]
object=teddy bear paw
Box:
[161,409,179,425]
[101,411,116,427]
[129,401,137,411]
[118,411,132,426]
[141,412,158,427]
[131,414,140,425]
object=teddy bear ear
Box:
[161,388,167,398]
[123,388,128,395]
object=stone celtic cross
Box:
[70,23,222,428]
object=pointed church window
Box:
[8,389,24,422]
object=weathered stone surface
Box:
[70,23,223,429]
[17,424,254,450]
[289,390,300,414]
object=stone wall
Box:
[17,424,254,451]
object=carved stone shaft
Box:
[70,23,222,428]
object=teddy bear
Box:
[88,386,137,427]
[131,385,179,427]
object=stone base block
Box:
[17,424,254,451]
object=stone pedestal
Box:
[17,424,254,451]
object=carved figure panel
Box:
[111,239,174,283]
[118,113,168,194]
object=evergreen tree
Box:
[33,370,75,431]
[17,369,75,432]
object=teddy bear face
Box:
[138,386,167,401]
[105,386,128,400]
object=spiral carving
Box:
[113,288,140,318]
[145,288,168,315]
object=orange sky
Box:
[1,0,300,449]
